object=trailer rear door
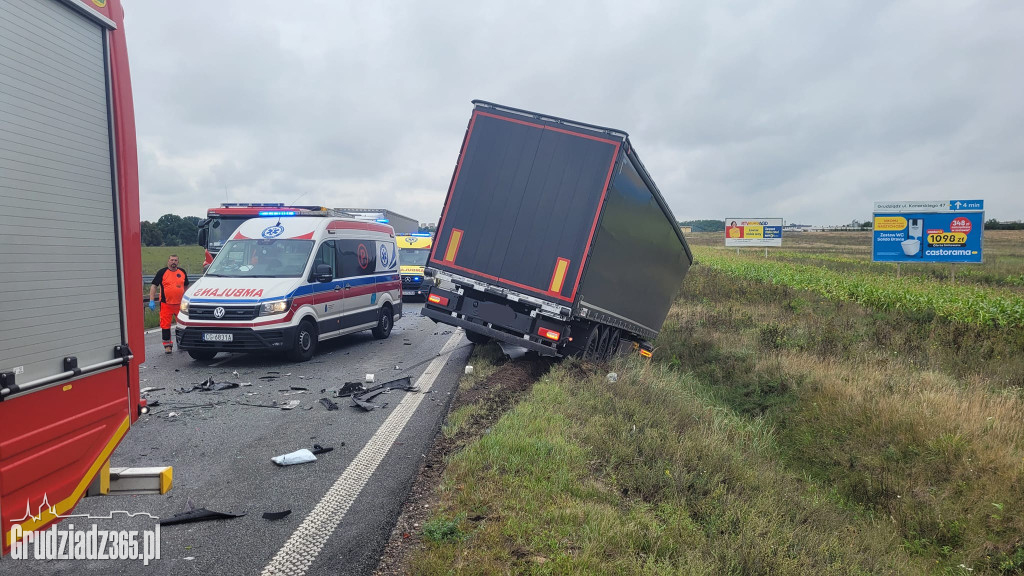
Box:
[431,108,622,303]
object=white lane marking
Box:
[262,329,464,576]
[209,354,239,367]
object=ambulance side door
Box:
[310,240,342,336]
[336,239,378,331]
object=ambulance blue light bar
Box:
[376,218,390,223]
[259,210,298,217]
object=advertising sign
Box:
[725,218,783,247]
[872,200,984,263]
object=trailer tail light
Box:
[427,294,449,306]
[538,328,561,341]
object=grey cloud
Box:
[125,0,1024,225]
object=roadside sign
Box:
[872,200,984,263]
[725,218,783,247]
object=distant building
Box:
[680,226,692,234]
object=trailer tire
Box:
[596,326,611,361]
[606,328,622,360]
[580,325,601,360]
[287,319,318,362]
[465,330,490,345]
[372,304,393,340]
[187,350,217,362]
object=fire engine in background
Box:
[198,205,420,268]
[198,204,331,268]
[0,0,165,555]
[396,233,436,299]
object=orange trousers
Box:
[160,302,180,347]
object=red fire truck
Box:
[0,0,148,554]
[198,204,332,268]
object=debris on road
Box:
[140,387,164,394]
[280,400,301,410]
[319,398,339,411]
[167,412,178,419]
[351,377,417,411]
[365,374,375,383]
[262,510,292,521]
[464,365,474,375]
[271,448,316,466]
[289,386,308,391]
[160,507,246,526]
[311,444,334,455]
[336,381,365,397]
[179,378,240,393]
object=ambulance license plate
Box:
[203,333,233,342]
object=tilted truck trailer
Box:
[422,101,692,359]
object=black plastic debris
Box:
[319,398,339,411]
[160,507,245,526]
[180,378,240,393]
[311,444,333,455]
[262,510,291,521]
[336,381,365,397]
[290,386,308,391]
[350,377,415,411]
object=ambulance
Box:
[397,233,435,298]
[176,217,402,362]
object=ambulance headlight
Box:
[259,299,290,316]
[179,299,189,315]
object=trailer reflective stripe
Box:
[548,258,570,294]
[443,228,463,263]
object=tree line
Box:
[141,214,201,246]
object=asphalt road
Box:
[3,302,472,576]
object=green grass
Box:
[409,234,1024,575]
[141,245,205,276]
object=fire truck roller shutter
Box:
[0,0,124,387]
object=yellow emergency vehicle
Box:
[397,233,434,298]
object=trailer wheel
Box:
[372,304,393,339]
[287,319,318,362]
[187,350,217,362]
[581,325,601,360]
[465,330,490,345]
[596,326,611,361]
[606,328,621,360]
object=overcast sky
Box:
[123,1,1023,226]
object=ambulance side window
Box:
[337,239,376,278]
[311,240,337,280]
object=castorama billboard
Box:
[872,200,984,263]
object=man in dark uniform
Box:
[149,255,190,353]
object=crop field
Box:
[409,231,1024,574]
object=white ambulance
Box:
[176,216,402,361]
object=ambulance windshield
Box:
[398,248,430,267]
[206,239,315,278]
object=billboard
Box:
[725,218,783,247]
[872,200,984,263]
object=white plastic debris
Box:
[271,449,317,466]
[280,400,300,410]
[607,372,618,383]
[464,365,474,375]
[365,374,375,383]
[167,412,178,418]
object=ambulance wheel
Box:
[288,319,318,362]
[465,330,490,345]
[372,304,393,339]
[188,350,217,362]
[581,325,601,360]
